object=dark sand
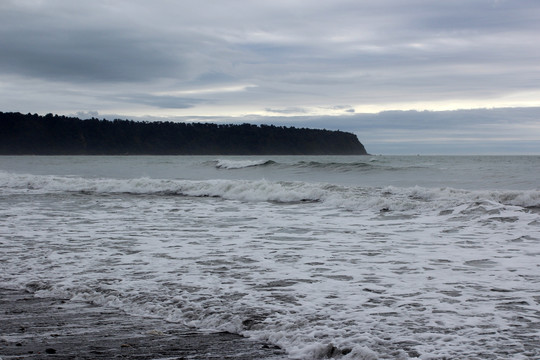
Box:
[0,288,287,359]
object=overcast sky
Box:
[1,0,539,154]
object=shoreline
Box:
[0,288,286,359]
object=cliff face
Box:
[0,112,368,155]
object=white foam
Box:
[2,171,540,211]
[2,161,540,359]
[215,159,272,169]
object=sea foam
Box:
[214,159,275,169]
[1,171,539,211]
[2,156,540,359]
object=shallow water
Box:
[1,155,539,359]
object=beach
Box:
[0,288,285,359]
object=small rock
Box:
[45,348,56,354]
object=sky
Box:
[1,0,539,154]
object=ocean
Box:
[1,155,539,359]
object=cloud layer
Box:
[1,0,539,153]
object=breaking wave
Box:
[296,160,377,172]
[1,171,539,211]
[213,159,276,169]
[206,158,430,175]
[210,158,383,172]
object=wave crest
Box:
[2,171,539,210]
[214,159,275,169]
[0,171,324,203]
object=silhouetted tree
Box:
[0,112,368,155]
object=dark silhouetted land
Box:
[0,112,368,155]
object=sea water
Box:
[1,155,539,359]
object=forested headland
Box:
[0,112,368,155]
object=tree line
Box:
[0,112,368,155]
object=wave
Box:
[206,158,383,172]
[295,160,377,172]
[203,158,425,173]
[0,171,323,203]
[213,159,276,169]
[2,171,539,211]
[209,158,421,173]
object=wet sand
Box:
[0,288,286,359]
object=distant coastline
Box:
[0,112,367,155]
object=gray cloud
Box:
[0,0,539,153]
[75,110,99,119]
[0,6,185,82]
[265,107,308,114]
[0,34,180,83]
[113,94,206,109]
